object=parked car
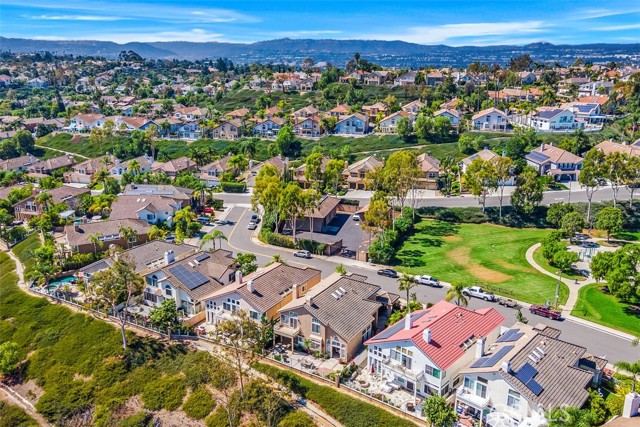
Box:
[164,234,176,243]
[462,286,496,301]
[529,305,562,320]
[414,275,441,287]
[497,297,519,308]
[247,221,257,230]
[251,213,260,223]
[196,216,211,225]
[294,250,311,259]
[377,269,399,278]
[204,207,215,214]
[352,213,360,221]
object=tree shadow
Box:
[419,221,460,237]
[394,249,427,268]
[622,305,640,320]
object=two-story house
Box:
[293,117,322,137]
[433,109,461,128]
[64,155,118,184]
[379,111,411,134]
[342,155,383,190]
[525,143,583,181]
[27,154,75,175]
[253,117,284,137]
[472,108,508,131]
[198,155,231,187]
[292,106,319,119]
[0,154,37,172]
[152,156,198,178]
[527,108,582,132]
[177,121,202,140]
[416,153,441,190]
[63,218,151,254]
[13,185,90,222]
[109,194,186,225]
[69,113,105,131]
[335,113,369,135]
[204,262,321,325]
[276,273,399,361]
[362,102,388,118]
[401,100,426,120]
[456,323,606,427]
[211,119,242,140]
[143,249,236,318]
[365,300,504,398]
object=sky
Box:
[2,0,639,46]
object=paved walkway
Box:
[525,243,638,341]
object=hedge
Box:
[221,182,246,193]
[0,401,39,427]
[260,229,296,249]
[253,362,417,427]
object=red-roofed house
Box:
[365,300,504,398]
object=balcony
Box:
[274,322,300,338]
[456,387,489,409]
[382,357,422,382]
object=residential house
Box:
[327,104,351,118]
[426,71,445,86]
[565,103,606,125]
[122,184,194,203]
[240,155,288,187]
[433,109,461,127]
[173,106,207,120]
[362,102,388,118]
[63,218,151,254]
[69,113,105,131]
[143,249,237,318]
[109,194,187,225]
[204,262,321,325]
[396,72,417,86]
[276,273,399,361]
[226,108,251,120]
[472,108,508,131]
[298,195,341,232]
[578,81,614,97]
[460,148,500,174]
[27,154,75,175]
[211,119,242,140]
[594,140,640,158]
[440,98,462,111]
[525,108,583,132]
[292,106,319,119]
[335,113,369,135]
[518,71,537,85]
[177,121,202,139]
[294,155,330,189]
[115,116,158,132]
[364,71,390,86]
[0,154,37,172]
[253,117,283,137]
[416,153,441,190]
[402,100,426,119]
[379,111,411,134]
[456,323,607,427]
[293,117,322,138]
[79,240,196,279]
[198,155,231,187]
[152,156,197,178]
[13,185,90,222]
[343,155,383,190]
[365,300,504,398]
[525,143,583,181]
[64,155,118,184]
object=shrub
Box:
[253,362,417,427]
[221,182,246,193]
[119,411,153,427]
[206,404,240,427]
[182,387,216,420]
[0,401,39,427]
[278,411,316,427]
[60,251,105,271]
[141,374,186,411]
[260,229,295,249]
[297,239,327,255]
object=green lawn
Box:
[396,220,569,305]
[12,233,41,277]
[572,284,640,337]
[531,245,586,281]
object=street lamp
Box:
[554,271,562,309]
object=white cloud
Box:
[593,23,640,31]
[363,21,549,45]
[28,14,127,21]
[574,8,640,20]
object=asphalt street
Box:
[211,206,640,364]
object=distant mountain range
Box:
[1,37,639,67]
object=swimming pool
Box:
[48,276,77,290]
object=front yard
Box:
[395,220,569,305]
[572,284,640,337]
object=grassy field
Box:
[12,233,41,277]
[572,284,640,337]
[531,245,586,281]
[37,132,129,158]
[395,220,569,305]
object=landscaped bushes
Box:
[221,182,246,193]
[60,251,105,271]
[182,387,216,419]
[141,374,186,411]
[369,208,418,264]
[297,238,327,255]
[119,412,153,427]
[253,362,418,427]
[260,229,296,249]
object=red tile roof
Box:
[366,300,504,370]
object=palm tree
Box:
[128,159,141,175]
[91,168,110,190]
[445,282,469,307]
[271,253,286,265]
[119,226,136,249]
[193,181,211,210]
[35,191,53,212]
[88,232,104,255]
[199,229,227,252]
[614,360,640,394]
[241,140,257,159]
[397,275,417,312]
[147,225,167,241]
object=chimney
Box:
[501,360,511,374]
[404,313,413,330]
[422,328,431,343]
[622,392,640,418]
[236,270,243,285]
[305,294,313,305]
[163,250,175,265]
[292,283,298,296]
[540,143,545,151]
[247,280,254,293]
[475,337,486,359]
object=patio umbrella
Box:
[486,412,518,427]
[518,412,546,427]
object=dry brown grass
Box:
[447,247,513,283]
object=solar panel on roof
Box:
[168,264,208,290]
[527,380,544,396]
[195,253,210,262]
[480,345,514,368]
[527,151,550,162]
[471,357,490,368]
[496,329,518,343]
[514,362,538,384]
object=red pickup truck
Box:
[529,305,562,320]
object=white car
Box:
[462,286,496,301]
[247,221,257,230]
[414,275,441,287]
[352,213,360,221]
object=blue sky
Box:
[2,0,639,45]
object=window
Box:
[223,298,240,312]
[475,377,487,398]
[507,390,521,409]
[164,284,172,297]
[370,345,382,357]
[150,275,158,287]
[311,317,321,334]
[390,346,413,369]
[128,236,137,244]
[425,365,441,379]
[463,377,474,390]
[249,310,260,320]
